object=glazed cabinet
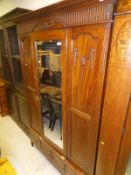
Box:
[0,8,30,133]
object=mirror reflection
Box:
[36,40,63,148]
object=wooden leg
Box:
[31,141,34,147]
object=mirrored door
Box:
[32,30,66,150]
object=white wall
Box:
[0,0,62,16]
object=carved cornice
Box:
[56,3,114,26]
[31,2,114,32]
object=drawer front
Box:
[41,140,52,159]
[52,150,66,173]
[66,161,85,175]
[30,128,41,149]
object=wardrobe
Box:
[13,0,116,174]
[0,0,131,175]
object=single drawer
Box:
[66,161,85,175]
[41,140,52,159]
[30,128,41,149]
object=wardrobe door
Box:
[19,35,42,133]
[31,29,67,152]
[16,93,30,129]
[19,35,36,89]
[27,90,42,134]
[68,24,111,175]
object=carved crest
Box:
[33,19,65,32]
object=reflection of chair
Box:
[51,98,62,140]
[41,93,54,129]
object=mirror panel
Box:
[36,40,63,149]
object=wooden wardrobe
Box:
[13,0,116,174]
[0,0,130,175]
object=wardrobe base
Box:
[30,128,85,175]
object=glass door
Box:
[7,26,23,88]
[31,30,66,150]
[0,29,13,83]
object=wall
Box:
[0,0,62,16]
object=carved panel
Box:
[68,24,110,175]
[109,15,131,68]
[117,0,131,13]
[33,19,65,32]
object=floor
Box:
[43,117,63,149]
[0,115,131,175]
[0,115,60,175]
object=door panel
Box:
[17,94,30,129]
[19,35,36,89]
[7,88,19,121]
[31,29,67,153]
[27,89,42,134]
[68,24,110,174]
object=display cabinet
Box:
[0,29,13,84]
[0,8,30,133]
